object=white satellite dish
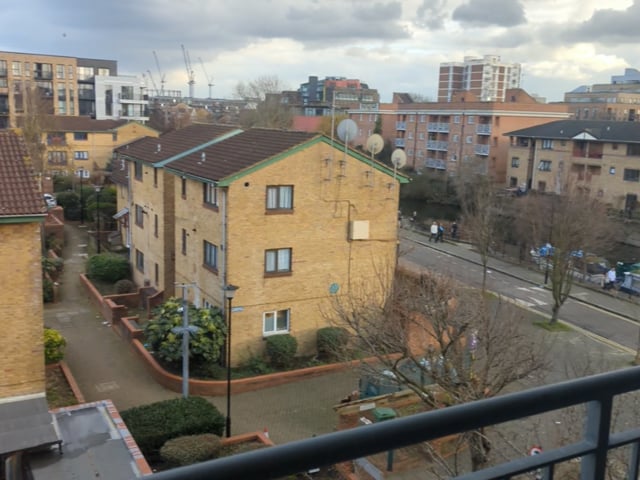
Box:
[337,119,358,143]
[391,149,407,169]
[365,134,384,155]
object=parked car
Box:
[43,194,56,207]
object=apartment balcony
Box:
[476,124,492,135]
[395,138,406,147]
[425,158,447,170]
[396,121,406,131]
[427,122,450,133]
[148,367,640,480]
[33,71,53,80]
[427,140,449,151]
[475,144,490,156]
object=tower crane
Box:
[181,44,195,100]
[146,70,159,97]
[152,51,166,97]
[198,57,214,99]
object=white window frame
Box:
[204,183,218,207]
[74,151,89,160]
[263,309,290,335]
[539,160,552,172]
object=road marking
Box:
[572,292,589,297]
[514,298,535,308]
[95,381,120,393]
[529,297,548,306]
[517,287,532,292]
[531,287,546,292]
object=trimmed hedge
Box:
[87,253,130,282]
[160,434,222,467]
[316,327,350,361]
[121,396,224,458]
[44,328,66,364]
[265,334,297,369]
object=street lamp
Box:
[94,185,102,253]
[224,284,239,438]
[171,285,199,398]
[78,168,84,225]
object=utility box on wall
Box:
[349,220,370,240]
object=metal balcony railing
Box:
[427,140,449,151]
[395,138,405,147]
[396,121,406,131]
[148,366,640,480]
[476,124,492,135]
[427,122,450,133]
[475,144,490,156]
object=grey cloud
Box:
[453,0,526,27]
[414,0,449,30]
[562,1,640,45]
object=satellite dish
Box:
[365,134,384,155]
[337,119,358,143]
[391,149,407,169]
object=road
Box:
[399,232,640,356]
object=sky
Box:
[3,0,640,103]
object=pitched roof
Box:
[0,131,47,217]
[47,116,128,132]
[167,128,319,182]
[115,123,240,165]
[505,120,640,143]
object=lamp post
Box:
[224,284,239,438]
[94,185,102,253]
[78,168,84,225]
[171,284,199,398]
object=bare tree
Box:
[20,83,54,179]
[325,267,549,473]
[516,185,614,324]
[234,75,292,129]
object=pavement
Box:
[45,223,639,450]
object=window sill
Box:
[203,264,219,275]
[265,209,294,215]
[262,331,290,338]
[204,203,219,212]
[264,271,292,278]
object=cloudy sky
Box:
[3,0,639,103]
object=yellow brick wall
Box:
[0,222,45,397]
[173,141,400,364]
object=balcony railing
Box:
[425,158,447,170]
[476,124,491,135]
[395,138,406,147]
[149,367,640,480]
[475,144,490,156]
[396,121,406,131]
[427,140,449,151]
[427,122,450,133]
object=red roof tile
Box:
[0,131,47,216]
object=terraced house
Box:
[114,124,407,363]
[505,120,640,212]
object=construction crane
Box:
[145,70,159,97]
[181,44,195,100]
[198,57,214,99]
[152,51,166,97]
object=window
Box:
[265,248,292,274]
[204,183,218,207]
[74,132,88,141]
[465,136,473,144]
[541,139,553,149]
[135,249,144,273]
[539,160,552,171]
[407,132,413,140]
[538,181,546,192]
[624,169,640,182]
[511,157,520,168]
[74,151,89,160]
[181,229,187,255]
[453,115,460,124]
[134,161,143,181]
[612,143,618,150]
[181,178,187,198]
[266,185,293,211]
[453,134,459,143]
[418,132,424,140]
[154,214,158,237]
[155,263,159,285]
[408,115,415,122]
[47,151,67,165]
[153,168,158,188]
[12,61,21,76]
[419,114,426,123]
[135,204,144,227]
[627,144,640,156]
[204,241,218,269]
[56,64,65,79]
[467,115,475,124]
[263,309,290,335]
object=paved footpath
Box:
[45,223,359,445]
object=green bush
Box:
[114,278,136,294]
[53,175,73,192]
[44,328,66,364]
[160,434,222,467]
[243,354,273,376]
[265,334,298,369]
[121,396,225,458]
[87,253,130,282]
[55,191,81,221]
[316,327,350,361]
[43,278,54,303]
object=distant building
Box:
[563,68,640,122]
[349,89,569,182]
[438,55,522,102]
[296,76,380,116]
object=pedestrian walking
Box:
[429,221,438,242]
[451,221,458,239]
[603,267,617,290]
[436,223,444,242]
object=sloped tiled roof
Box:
[505,120,640,143]
[48,116,128,132]
[167,129,319,182]
[115,123,240,165]
[0,131,47,217]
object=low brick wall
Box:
[79,273,105,311]
[47,361,85,405]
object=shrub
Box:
[42,256,64,280]
[160,434,222,467]
[87,253,130,282]
[55,191,81,221]
[243,354,273,376]
[114,278,136,294]
[44,328,66,364]
[43,278,54,303]
[265,334,298,369]
[316,327,350,361]
[53,176,73,192]
[121,396,224,458]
